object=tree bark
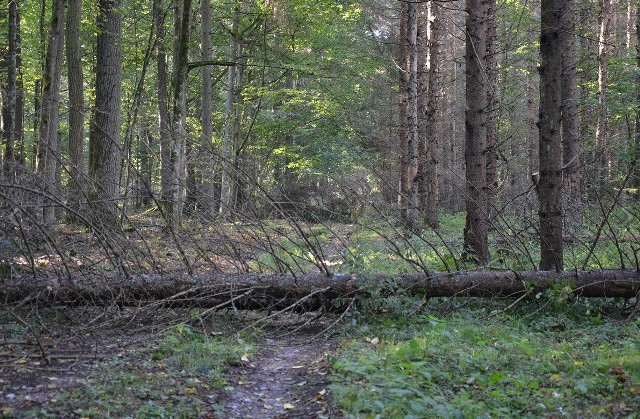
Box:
[155,0,173,222]
[35,0,65,226]
[88,0,123,222]
[485,0,498,226]
[634,1,640,193]
[398,1,409,223]
[406,1,420,230]
[199,0,218,217]
[561,0,582,233]
[3,270,639,309]
[595,0,613,183]
[66,0,85,218]
[219,2,240,219]
[166,0,192,226]
[425,2,440,229]
[3,0,23,179]
[538,0,564,271]
[464,0,489,263]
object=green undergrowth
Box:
[330,299,640,418]
[29,325,254,418]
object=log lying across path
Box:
[1,270,639,310]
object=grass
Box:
[22,325,255,418]
[329,299,640,417]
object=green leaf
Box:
[488,372,506,385]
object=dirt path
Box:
[224,333,336,418]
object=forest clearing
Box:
[1,0,640,416]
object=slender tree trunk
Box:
[3,0,23,179]
[539,0,564,271]
[628,0,636,50]
[220,2,240,219]
[398,1,409,223]
[485,0,498,227]
[596,0,613,183]
[561,0,582,234]
[527,61,539,213]
[155,0,172,219]
[138,128,153,208]
[66,0,85,218]
[634,1,640,192]
[88,0,123,221]
[424,1,440,229]
[165,0,192,226]
[35,0,65,226]
[464,0,489,263]
[406,1,420,230]
[198,0,216,217]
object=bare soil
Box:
[0,308,340,418]
[222,332,337,418]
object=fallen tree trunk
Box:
[2,270,639,310]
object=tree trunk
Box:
[485,0,498,227]
[634,1,640,193]
[425,1,440,229]
[137,128,153,208]
[167,0,192,226]
[155,0,173,221]
[561,0,582,234]
[66,0,85,218]
[538,0,564,271]
[596,0,613,183]
[35,0,65,226]
[220,2,240,219]
[464,0,489,263]
[88,0,123,221]
[3,0,23,180]
[3,270,639,309]
[199,0,216,217]
[398,1,409,223]
[406,1,420,230]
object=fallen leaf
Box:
[185,387,197,395]
[316,389,327,400]
[283,403,295,409]
[241,354,250,362]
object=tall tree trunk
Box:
[596,0,613,184]
[219,2,240,219]
[155,0,172,220]
[165,0,192,226]
[527,61,540,213]
[561,0,582,234]
[634,0,640,193]
[424,1,440,229]
[398,1,409,223]
[539,0,564,271]
[199,0,216,217]
[628,0,636,50]
[464,0,489,263]
[485,0,498,227]
[3,0,23,179]
[406,1,420,230]
[88,0,123,221]
[138,128,153,208]
[35,0,65,226]
[66,0,85,218]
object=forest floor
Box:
[0,308,340,418]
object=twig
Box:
[242,287,332,332]
[5,307,50,365]
[310,296,357,340]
